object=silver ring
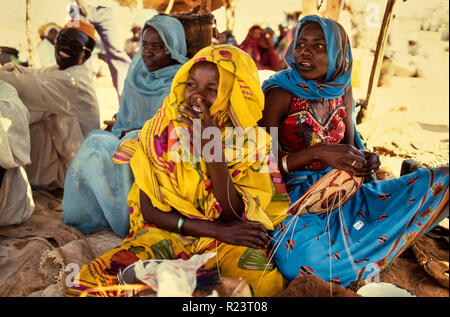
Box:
[351,160,356,167]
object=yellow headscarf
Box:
[114,45,290,248]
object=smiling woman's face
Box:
[141,26,175,72]
[183,62,219,115]
[294,22,329,82]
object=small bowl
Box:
[117,260,163,297]
[357,282,416,297]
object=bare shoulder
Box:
[265,87,292,104]
[260,87,291,128]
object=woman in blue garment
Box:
[259,15,449,287]
[62,14,188,238]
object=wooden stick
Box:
[75,0,88,17]
[26,0,36,67]
[165,0,175,14]
[356,0,397,124]
[201,0,211,14]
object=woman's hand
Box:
[178,99,244,221]
[214,220,269,250]
[119,128,139,139]
[178,98,220,159]
[0,62,25,73]
[312,143,367,174]
[140,190,266,249]
[353,151,381,177]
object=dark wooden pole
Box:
[75,0,88,17]
[357,0,397,124]
[201,0,211,14]
[200,0,212,51]
[165,0,175,14]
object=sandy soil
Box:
[355,30,449,178]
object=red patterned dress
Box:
[279,95,346,170]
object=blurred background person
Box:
[36,25,60,68]
[124,24,142,59]
[239,25,280,71]
[0,20,99,190]
[217,30,238,46]
[74,0,132,102]
[0,80,35,227]
[265,27,278,46]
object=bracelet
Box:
[177,216,185,235]
[282,155,290,174]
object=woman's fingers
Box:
[221,221,269,249]
[177,113,193,128]
[367,152,381,171]
[245,222,269,248]
[344,151,367,173]
[197,98,218,129]
[197,98,211,119]
[180,105,199,120]
[242,234,268,249]
[352,151,380,176]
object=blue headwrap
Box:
[262,15,365,150]
[112,14,189,137]
[262,15,352,101]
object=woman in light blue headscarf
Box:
[62,14,188,238]
[260,15,448,287]
[112,14,189,136]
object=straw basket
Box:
[290,169,364,216]
[170,12,215,58]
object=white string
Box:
[325,204,333,296]
[215,240,221,279]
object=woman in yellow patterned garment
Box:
[66,45,290,297]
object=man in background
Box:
[0,20,99,190]
[124,25,141,59]
[0,80,35,226]
[37,26,60,68]
[74,0,132,102]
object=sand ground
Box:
[355,30,449,177]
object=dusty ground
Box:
[379,233,449,297]
[354,29,449,177]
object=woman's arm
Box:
[206,159,245,222]
[139,189,269,249]
[178,100,245,222]
[259,87,367,174]
[259,87,321,171]
[342,86,381,177]
[342,86,356,146]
